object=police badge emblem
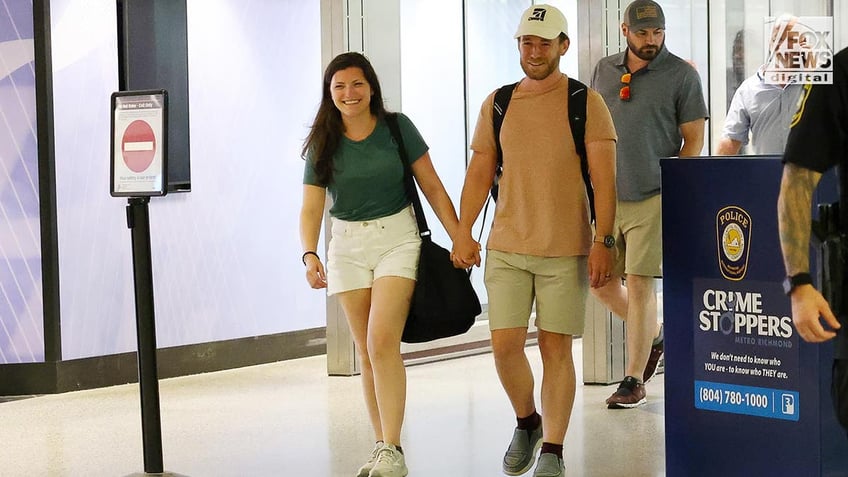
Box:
[716,206,752,281]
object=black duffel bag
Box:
[385,113,481,344]
[403,235,481,343]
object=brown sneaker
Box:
[606,376,647,409]
[643,326,664,383]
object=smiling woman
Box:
[299,51,463,477]
[330,67,376,140]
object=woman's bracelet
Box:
[301,251,320,266]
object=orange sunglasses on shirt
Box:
[619,73,632,101]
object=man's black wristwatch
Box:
[594,235,615,249]
[782,272,813,296]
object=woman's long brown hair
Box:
[302,52,388,186]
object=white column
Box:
[322,0,404,375]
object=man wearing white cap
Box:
[452,4,617,476]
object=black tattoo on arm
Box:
[777,163,822,275]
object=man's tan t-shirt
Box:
[471,74,617,257]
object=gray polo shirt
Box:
[591,46,708,201]
[722,70,803,155]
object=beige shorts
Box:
[326,206,421,296]
[484,250,587,335]
[612,194,663,278]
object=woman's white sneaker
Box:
[356,441,383,477]
[368,443,408,477]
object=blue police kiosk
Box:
[662,157,848,476]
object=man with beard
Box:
[590,0,708,409]
[452,4,617,476]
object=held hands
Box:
[303,254,327,289]
[451,233,482,269]
[790,285,840,342]
[588,242,614,288]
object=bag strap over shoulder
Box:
[385,112,431,239]
[490,77,595,221]
[568,77,595,222]
[567,77,588,161]
[492,82,518,189]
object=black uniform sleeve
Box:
[782,48,848,173]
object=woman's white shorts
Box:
[326,205,421,296]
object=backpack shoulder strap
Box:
[567,78,588,160]
[488,79,595,221]
[568,77,595,222]
[493,83,519,172]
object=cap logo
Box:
[529,8,547,22]
[635,6,659,20]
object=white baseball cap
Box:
[514,4,569,40]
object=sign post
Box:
[111,90,186,477]
[126,195,164,474]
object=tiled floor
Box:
[0,341,665,476]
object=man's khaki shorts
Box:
[484,250,587,335]
[612,194,663,278]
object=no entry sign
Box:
[110,90,168,197]
[122,119,156,173]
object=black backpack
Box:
[490,77,594,221]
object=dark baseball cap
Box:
[623,0,666,30]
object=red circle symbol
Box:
[121,120,156,173]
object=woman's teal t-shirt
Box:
[303,113,428,221]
